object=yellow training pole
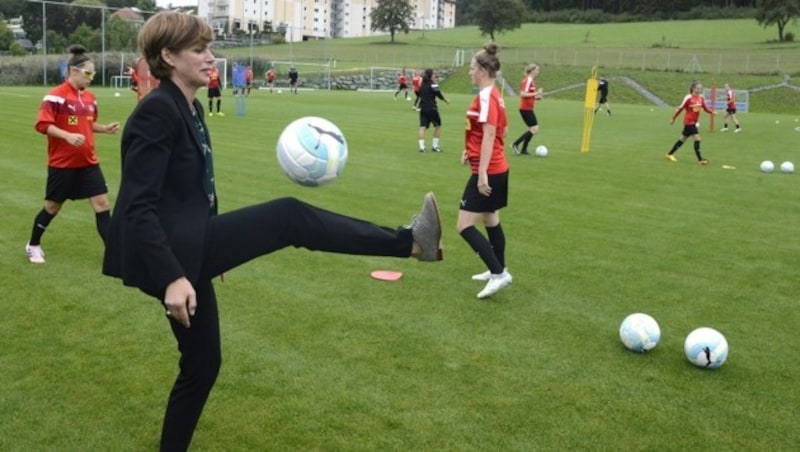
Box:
[581,67,599,153]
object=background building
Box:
[198,0,456,41]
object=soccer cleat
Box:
[665,154,677,162]
[432,147,442,153]
[511,144,520,155]
[520,150,530,156]
[25,242,45,264]
[216,112,225,117]
[734,128,741,133]
[720,127,728,132]
[411,192,443,262]
[477,270,513,299]
[419,148,426,153]
[698,159,709,165]
[472,268,512,283]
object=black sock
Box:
[522,131,534,151]
[486,224,506,268]
[216,99,221,112]
[95,210,111,244]
[694,141,704,160]
[30,209,55,246]
[669,140,683,153]
[208,100,212,112]
[460,226,503,274]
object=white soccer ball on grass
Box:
[684,327,729,369]
[619,313,661,353]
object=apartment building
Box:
[198,0,456,41]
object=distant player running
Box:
[721,83,741,133]
[665,80,715,165]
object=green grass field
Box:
[2,66,800,449]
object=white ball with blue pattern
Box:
[277,116,348,187]
[619,313,661,353]
[684,327,729,369]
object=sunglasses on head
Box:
[71,66,96,78]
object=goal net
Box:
[268,60,332,90]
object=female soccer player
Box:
[417,69,449,152]
[721,82,741,133]
[510,63,543,155]
[102,11,443,450]
[666,80,715,164]
[26,44,120,264]
[459,43,513,299]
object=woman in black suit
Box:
[102,11,442,451]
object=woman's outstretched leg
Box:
[201,193,442,279]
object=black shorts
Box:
[681,124,700,136]
[460,171,509,213]
[208,87,221,98]
[519,109,538,127]
[45,165,108,203]
[726,107,736,114]
[398,83,408,90]
[598,94,608,104]
[419,110,442,128]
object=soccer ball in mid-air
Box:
[760,160,775,173]
[619,313,661,353]
[535,145,548,157]
[684,327,729,369]
[780,161,794,174]
[276,116,348,187]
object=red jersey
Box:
[412,73,422,92]
[518,75,537,111]
[465,85,509,175]
[245,67,253,84]
[208,67,221,89]
[266,69,275,82]
[726,88,735,109]
[398,73,407,85]
[35,81,99,169]
[672,93,713,126]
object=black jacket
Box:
[103,79,216,297]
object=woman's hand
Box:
[164,277,197,328]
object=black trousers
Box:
[159,197,413,451]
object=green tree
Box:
[475,0,526,41]
[68,23,101,51]
[9,39,25,55]
[106,15,137,51]
[45,29,69,53]
[369,0,414,43]
[0,20,14,49]
[755,0,800,41]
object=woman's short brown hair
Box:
[137,11,214,80]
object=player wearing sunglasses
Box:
[27,44,120,264]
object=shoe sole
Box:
[424,193,443,261]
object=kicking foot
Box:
[411,192,443,262]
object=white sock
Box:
[432,138,439,148]
[418,139,425,150]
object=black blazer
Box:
[103,79,216,297]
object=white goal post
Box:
[269,60,332,90]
